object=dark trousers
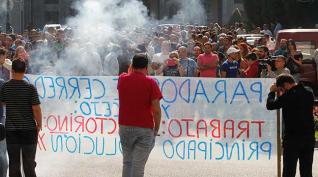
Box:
[282,137,315,177]
[6,130,38,177]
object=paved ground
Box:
[35,149,318,177]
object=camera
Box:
[258,57,276,71]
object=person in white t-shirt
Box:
[151,41,170,75]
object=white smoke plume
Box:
[30,0,207,76]
[0,0,14,31]
[167,0,207,25]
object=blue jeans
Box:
[119,126,155,177]
[0,139,8,177]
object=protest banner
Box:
[25,75,277,164]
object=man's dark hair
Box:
[12,59,26,73]
[276,74,295,87]
[258,45,270,57]
[0,48,6,56]
[132,54,148,69]
[246,52,257,61]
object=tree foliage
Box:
[228,8,244,25]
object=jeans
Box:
[282,137,315,177]
[6,130,38,177]
[0,139,8,177]
[119,126,155,177]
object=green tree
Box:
[228,8,243,25]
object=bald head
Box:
[178,46,188,59]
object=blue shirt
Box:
[274,48,288,57]
[179,58,197,77]
[221,59,239,78]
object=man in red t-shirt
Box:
[197,42,219,77]
[117,53,162,177]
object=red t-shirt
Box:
[197,53,219,77]
[244,61,259,78]
[117,72,163,129]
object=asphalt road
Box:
[35,149,318,177]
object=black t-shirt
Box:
[286,55,302,74]
[163,66,180,76]
[0,79,40,131]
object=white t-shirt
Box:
[152,53,169,76]
[3,59,12,70]
[152,53,169,64]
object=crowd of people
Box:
[0,22,316,83]
[0,22,318,177]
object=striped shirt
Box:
[0,79,40,131]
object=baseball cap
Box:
[226,47,240,55]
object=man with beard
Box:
[257,46,270,77]
[197,42,219,77]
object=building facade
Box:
[2,0,74,33]
[4,0,244,33]
[144,0,244,25]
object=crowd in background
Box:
[0,22,317,83]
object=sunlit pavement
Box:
[35,149,318,177]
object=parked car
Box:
[276,29,318,97]
[237,34,264,46]
[43,24,62,33]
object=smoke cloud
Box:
[168,0,207,25]
[0,0,9,30]
[30,0,207,76]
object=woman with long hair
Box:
[286,39,302,82]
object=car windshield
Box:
[295,41,316,58]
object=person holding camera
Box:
[266,55,290,78]
[256,46,271,77]
[266,74,315,177]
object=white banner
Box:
[25,75,276,162]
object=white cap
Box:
[226,47,240,55]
